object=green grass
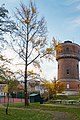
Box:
[0,107,53,120]
[51,95,80,100]
[67,95,80,100]
[42,104,80,120]
[4,102,42,109]
[3,102,80,120]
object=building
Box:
[56,41,80,95]
[27,80,40,93]
[0,81,6,96]
[27,80,44,94]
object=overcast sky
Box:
[0,0,80,80]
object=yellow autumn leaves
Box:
[22,2,36,25]
[41,80,64,99]
[3,84,8,93]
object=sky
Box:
[0,0,80,80]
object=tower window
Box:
[66,69,69,75]
[67,84,70,89]
[77,64,78,70]
[66,47,69,52]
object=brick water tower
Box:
[56,41,80,95]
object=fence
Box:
[0,96,25,104]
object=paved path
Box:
[51,111,75,120]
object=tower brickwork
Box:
[56,41,80,95]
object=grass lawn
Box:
[67,95,80,100]
[3,102,80,120]
[0,107,53,120]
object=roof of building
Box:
[29,93,38,97]
[64,40,72,43]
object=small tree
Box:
[41,80,64,100]
[9,79,19,93]
[4,71,18,115]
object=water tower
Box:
[56,41,80,95]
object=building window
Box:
[66,69,69,75]
[67,84,70,89]
[1,93,3,95]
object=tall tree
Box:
[2,1,48,106]
[0,2,57,106]
[16,2,47,106]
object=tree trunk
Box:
[6,93,9,115]
[24,23,29,106]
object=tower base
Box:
[57,79,80,95]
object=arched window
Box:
[66,69,69,75]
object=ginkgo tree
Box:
[0,2,62,106]
[1,1,53,106]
